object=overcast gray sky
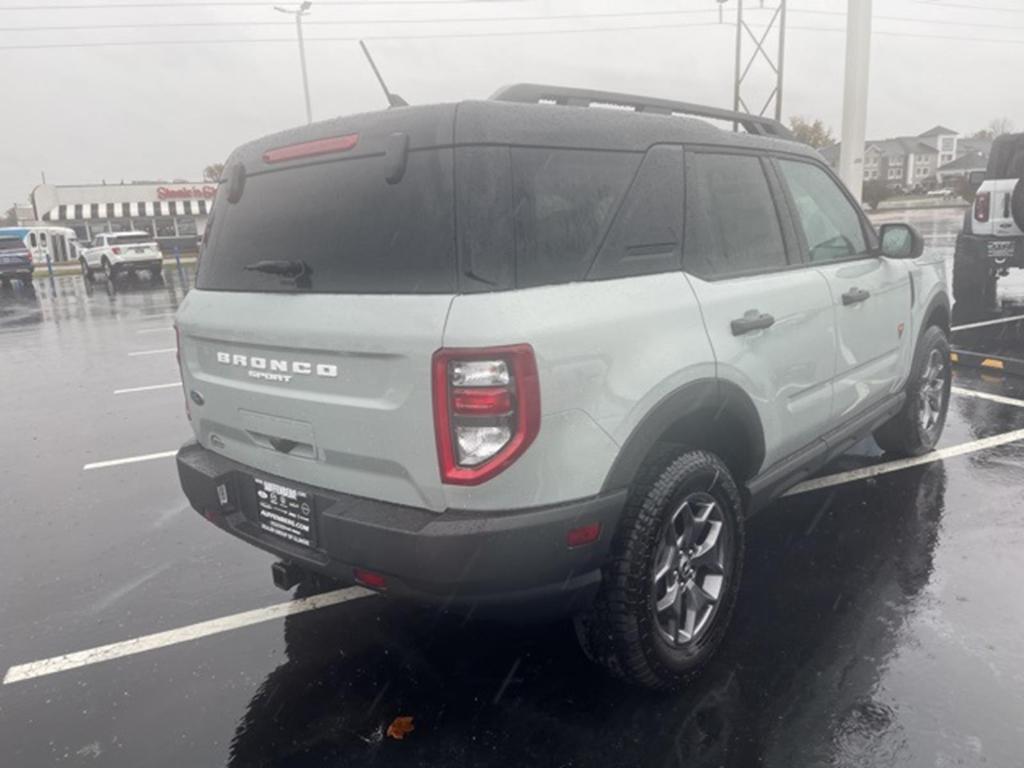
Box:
[2,0,1022,209]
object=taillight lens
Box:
[975,191,991,223]
[112,246,122,255]
[174,324,190,421]
[432,344,540,485]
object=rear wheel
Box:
[80,258,94,283]
[102,258,114,280]
[874,325,951,457]
[574,450,744,690]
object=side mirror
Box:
[968,170,987,187]
[879,223,924,260]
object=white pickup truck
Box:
[79,231,164,282]
[953,133,1024,310]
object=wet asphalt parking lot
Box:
[3,208,1024,767]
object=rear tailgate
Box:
[177,105,457,512]
[176,292,451,511]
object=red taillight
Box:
[974,191,991,223]
[174,325,190,421]
[452,387,513,416]
[112,246,122,255]
[262,133,359,164]
[432,344,540,485]
[353,568,387,590]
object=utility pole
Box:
[275,1,313,124]
[838,0,872,203]
[730,0,788,125]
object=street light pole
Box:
[275,1,313,124]
[838,0,872,203]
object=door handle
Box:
[842,287,871,305]
[731,310,776,336]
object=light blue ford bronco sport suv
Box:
[175,85,951,689]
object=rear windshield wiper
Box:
[243,259,313,288]
[243,259,310,277]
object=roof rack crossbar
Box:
[490,83,792,139]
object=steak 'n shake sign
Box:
[157,185,217,201]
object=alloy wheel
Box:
[651,492,729,647]
[918,347,948,437]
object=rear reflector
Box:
[567,522,602,548]
[262,133,359,164]
[353,568,387,590]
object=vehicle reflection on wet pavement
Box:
[2,211,1024,768]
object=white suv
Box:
[79,231,163,281]
[174,85,951,689]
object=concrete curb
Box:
[951,348,1024,377]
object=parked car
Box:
[79,231,163,281]
[174,84,951,689]
[0,233,34,286]
[952,133,1024,310]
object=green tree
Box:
[862,179,892,211]
[789,116,836,148]
[203,163,225,182]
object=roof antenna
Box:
[359,40,408,108]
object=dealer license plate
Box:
[253,477,315,549]
[987,240,1015,259]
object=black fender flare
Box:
[919,290,951,342]
[600,378,765,494]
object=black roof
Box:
[228,85,816,173]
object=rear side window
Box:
[197,149,455,294]
[0,238,25,252]
[511,148,639,288]
[684,153,787,279]
[776,159,867,262]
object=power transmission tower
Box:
[726,0,788,124]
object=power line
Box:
[0,19,1022,51]
[912,1,1024,13]
[0,0,526,9]
[0,20,728,49]
[1,8,720,33]
[6,6,1023,36]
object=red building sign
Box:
[157,185,217,200]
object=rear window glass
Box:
[0,238,25,252]
[197,149,455,294]
[511,148,639,288]
[108,233,154,245]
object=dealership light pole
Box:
[838,0,872,203]
[275,1,313,124]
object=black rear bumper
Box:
[0,262,33,278]
[956,233,1024,267]
[176,441,626,620]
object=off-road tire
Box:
[574,449,744,690]
[1012,177,1024,232]
[874,325,951,457]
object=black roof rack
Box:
[490,83,793,140]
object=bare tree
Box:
[203,163,226,182]
[972,118,1015,140]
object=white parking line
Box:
[25,385,1021,684]
[952,314,1024,332]
[786,427,1024,496]
[127,347,176,357]
[83,450,178,471]
[951,386,1024,409]
[136,327,174,335]
[113,382,181,395]
[2,587,372,685]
